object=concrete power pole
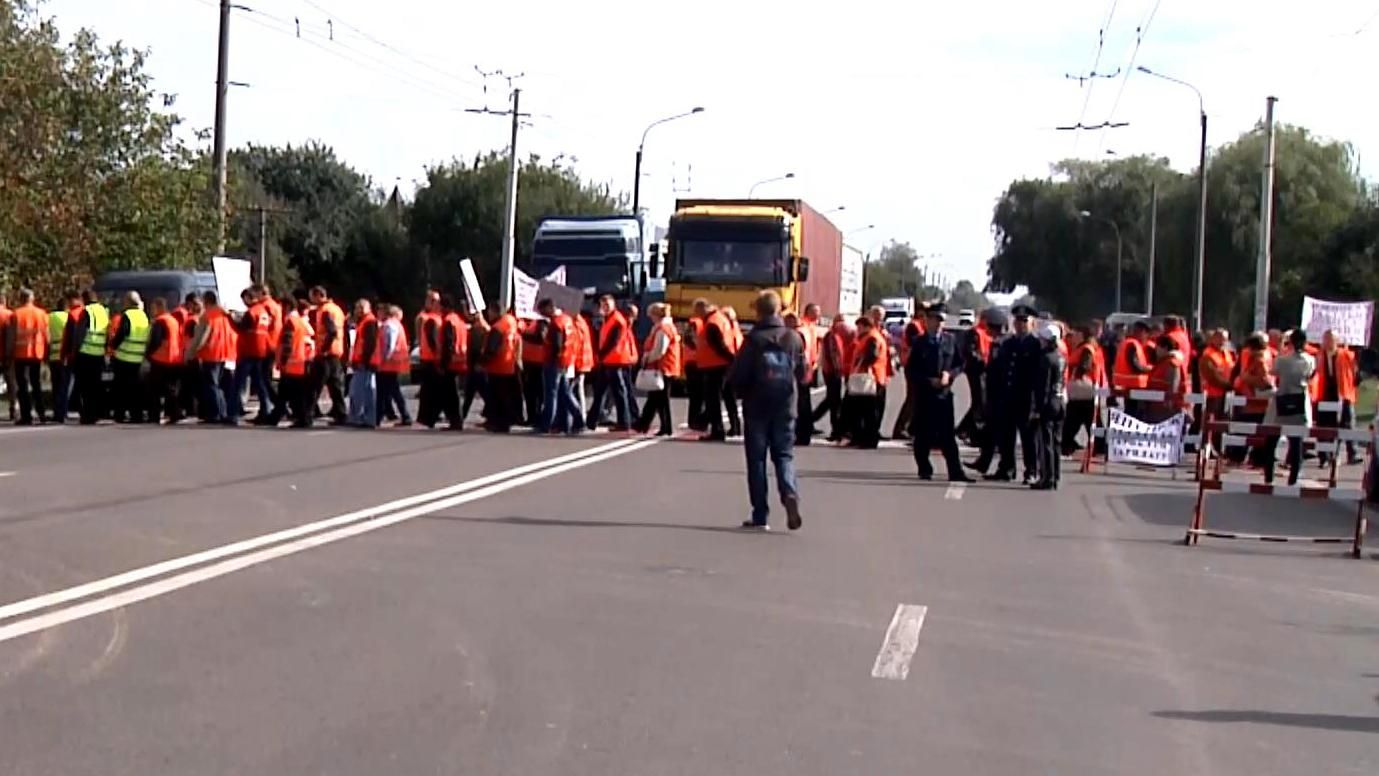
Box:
[212,0,231,253]
[1147,182,1157,315]
[499,88,522,312]
[1253,96,1278,332]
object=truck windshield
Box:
[532,262,628,294]
[674,241,785,286]
[532,236,636,260]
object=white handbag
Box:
[1067,377,1098,401]
[635,368,665,393]
[846,372,878,397]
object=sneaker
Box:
[983,471,1014,482]
[740,521,771,531]
[783,495,802,531]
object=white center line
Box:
[871,603,928,681]
[0,471,15,479]
[943,482,966,500]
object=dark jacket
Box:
[989,332,1041,407]
[727,315,806,418]
[904,327,964,399]
[1031,346,1067,418]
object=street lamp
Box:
[748,172,795,197]
[846,224,876,236]
[1138,65,1208,332]
[824,205,847,215]
[632,106,704,216]
[1080,210,1124,313]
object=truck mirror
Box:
[798,257,810,282]
[649,245,661,278]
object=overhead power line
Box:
[292,0,485,89]
[1070,0,1123,153]
[1097,0,1165,151]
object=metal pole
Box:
[632,147,643,215]
[1113,221,1123,314]
[1147,182,1157,315]
[257,207,267,283]
[499,88,521,311]
[212,0,231,253]
[1192,111,1208,332]
[1254,96,1277,332]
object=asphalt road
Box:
[1,381,1376,775]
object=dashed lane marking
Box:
[943,482,966,500]
[871,604,928,680]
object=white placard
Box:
[211,255,253,314]
[1106,407,1186,467]
[514,267,541,320]
[458,258,486,314]
[1300,296,1373,346]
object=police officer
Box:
[973,304,1042,482]
[1030,321,1067,490]
[906,303,972,482]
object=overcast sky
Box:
[39,0,1379,286]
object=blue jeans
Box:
[233,357,274,420]
[743,411,799,525]
[200,362,227,422]
[349,369,377,427]
[538,365,584,433]
[586,366,632,429]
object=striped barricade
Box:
[1080,387,1205,478]
[1186,419,1372,558]
[1198,394,1349,479]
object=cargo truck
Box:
[661,199,843,327]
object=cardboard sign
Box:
[514,267,576,320]
[458,258,486,314]
[212,256,253,314]
[1106,408,1186,467]
[1300,296,1373,346]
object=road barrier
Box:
[1080,387,1204,478]
[1197,394,1350,481]
[1186,418,1372,558]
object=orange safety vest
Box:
[10,304,49,361]
[280,315,314,377]
[180,313,199,357]
[684,316,705,367]
[1147,351,1187,398]
[350,313,381,369]
[853,328,890,386]
[150,313,183,366]
[1070,341,1105,386]
[378,321,410,374]
[797,320,819,379]
[1234,348,1275,397]
[262,296,283,348]
[415,311,442,364]
[823,322,852,377]
[312,300,346,358]
[696,310,736,370]
[1317,347,1358,403]
[574,315,595,373]
[1199,346,1234,398]
[1112,338,1151,390]
[488,313,520,376]
[598,309,638,367]
[1166,328,1192,361]
[973,326,993,364]
[444,312,469,374]
[197,307,237,363]
[897,318,925,366]
[238,301,273,359]
[644,318,683,378]
[521,318,548,366]
[551,313,578,370]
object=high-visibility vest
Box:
[597,309,638,367]
[262,296,283,348]
[0,307,10,359]
[416,311,442,364]
[1112,338,1150,390]
[973,325,993,364]
[78,303,110,357]
[47,309,69,361]
[280,315,314,377]
[823,323,852,377]
[378,320,410,374]
[574,315,594,373]
[1199,346,1234,398]
[150,313,183,366]
[684,316,705,367]
[11,304,49,361]
[1167,328,1193,361]
[350,313,381,368]
[488,313,520,376]
[1234,348,1274,397]
[312,300,346,358]
[180,313,199,357]
[444,312,469,374]
[238,302,273,359]
[644,318,682,378]
[518,318,545,366]
[696,310,735,370]
[898,318,925,366]
[1317,347,1358,403]
[551,313,578,370]
[1147,351,1187,398]
[797,320,819,379]
[197,307,236,363]
[853,328,890,386]
[114,308,150,364]
[1071,341,1105,387]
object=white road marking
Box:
[0,438,659,643]
[304,430,334,437]
[943,483,966,500]
[0,426,61,436]
[0,439,642,625]
[871,603,928,681]
[0,471,15,478]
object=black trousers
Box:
[635,389,672,434]
[13,359,44,422]
[912,393,964,478]
[112,360,145,422]
[795,383,815,444]
[485,373,522,432]
[49,360,72,422]
[146,363,182,422]
[462,371,486,420]
[310,356,347,421]
[587,366,632,430]
[993,411,1037,477]
[700,366,730,437]
[179,363,200,419]
[521,363,545,426]
[376,372,411,423]
[1034,409,1065,486]
[812,373,843,438]
[846,394,882,449]
[891,382,914,439]
[74,354,107,425]
[956,371,985,441]
[439,371,462,428]
[685,364,705,431]
[1062,399,1096,453]
[270,375,313,427]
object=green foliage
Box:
[946,280,990,311]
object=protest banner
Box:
[1106,408,1186,467]
[1300,296,1373,345]
[212,256,253,314]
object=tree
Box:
[864,241,937,304]
[946,280,990,311]
[0,0,219,300]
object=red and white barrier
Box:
[1080,387,1205,477]
[1199,394,1359,482]
[1186,419,1372,557]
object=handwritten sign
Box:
[1301,296,1373,346]
[1106,408,1186,467]
[458,259,486,314]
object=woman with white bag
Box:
[633,303,681,436]
[843,315,887,449]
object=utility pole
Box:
[1192,109,1208,332]
[250,206,291,284]
[212,0,231,252]
[1147,182,1157,315]
[1254,96,1278,332]
[500,88,521,312]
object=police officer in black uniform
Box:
[972,304,1042,482]
[906,303,973,482]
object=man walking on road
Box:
[308,286,348,424]
[586,294,636,432]
[728,291,805,531]
[347,299,380,428]
[906,303,973,483]
[64,288,110,425]
[5,289,48,425]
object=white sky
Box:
[39,0,1379,286]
